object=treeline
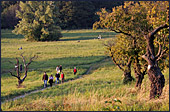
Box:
[1,1,123,29]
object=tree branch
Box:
[141,53,150,63]
[127,56,132,67]
[150,24,169,38]
[109,49,124,72]
[110,28,135,39]
[9,71,20,80]
[20,53,26,67]
[156,48,168,61]
[155,42,162,59]
[27,55,37,66]
[16,58,20,77]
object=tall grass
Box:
[1,29,169,111]
[1,60,169,111]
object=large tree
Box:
[12,1,62,41]
[93,2,148,89]
[93,1,169,99]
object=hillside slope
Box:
[1,29,169,111]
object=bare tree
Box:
[8,53,37,87]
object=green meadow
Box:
[1,29,169,111]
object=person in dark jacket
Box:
[42,72,48,88]
[49,75,54,87]
[59,65,62,72]
[55,72,60,84]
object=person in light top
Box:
[56,66,60,73]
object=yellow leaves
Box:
[92,22,100,30]
[19,1,27,11]
[41,28,49,35]
[112,7,116,12]
[45,5,52,17]
[124,1,134,8]
[123,5,126,9]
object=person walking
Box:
[61,72,64,83]
[42,72,48,88]
[73,67,77,75]
[59,65,62,72]
[55,72,60,84]
[49,75,54,87]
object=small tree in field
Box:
[8,53,37,87]
[12,1,62,41]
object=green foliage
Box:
[1,1,17,12]
[1,3,20,29]
[94,1,169,72]
[1,1,123,30]
[56,1,96,29]
[12,1,62,41]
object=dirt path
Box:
[1,57,110,104]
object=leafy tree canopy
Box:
[12,1,62,41]
[94,1,169,71]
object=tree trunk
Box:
[147,65,165,99]
[142,24,168,99]
[123,71,134,84]
[123,57,134,84]
[133,60,146,89]
[133,51,146,89]
[134,71,144,89]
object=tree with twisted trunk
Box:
[8,53,37,87]
[142,24,168,99]
[93,1,169,99]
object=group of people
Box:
[42,65,77,88]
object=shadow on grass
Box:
[1,29,117,41]
[60,32,117,41]
[1,55,111,102]
[1,29,24,39]
[1,55,106,76]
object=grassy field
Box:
[1,29,169,111]
[1,29,115,102]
